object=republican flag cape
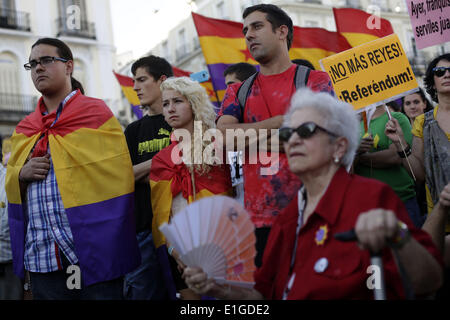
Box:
[150,140,232,249]
[333,7,394,47]
[150,139,232,299]
[5,90,140,285]
[192,12,351,103]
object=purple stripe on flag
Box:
[207,64,232,92]
[8,203,26,279]
[66,193,141,286]
[131,104,143,119]
[208,63,260,92]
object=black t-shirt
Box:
[124,114,171,233]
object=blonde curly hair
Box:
[161,76,219,175]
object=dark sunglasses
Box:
[24,56,69,71]
[279,122,338,142]
[432,66,450,77]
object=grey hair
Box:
[283,88,360,168]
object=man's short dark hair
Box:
[424,53,450,103]
[131,55,173,80]
[243,4,293,50]
[223,63,257,82]
[292,59,315,70]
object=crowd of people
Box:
[0,3,449,300]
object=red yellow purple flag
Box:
[173,66,220,111]
[290,27,352,68]
[6,90,139,284]
[113,71,143,119]
[192,12,351,103]
[333,7,394,47]
[150,141,232,249]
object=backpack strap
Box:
[294,65,311,89]
[236,65,311,119]
[237,72,258,119]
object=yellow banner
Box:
[320,34,418,111]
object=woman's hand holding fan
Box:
[159,195,256,288]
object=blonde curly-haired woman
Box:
[150,77,232,300]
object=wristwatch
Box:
[389,221,411,249]
[398,144,412,158]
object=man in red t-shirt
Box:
[217,4,334,267]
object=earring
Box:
[334,157,339,164]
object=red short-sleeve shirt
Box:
[218,65,334,228]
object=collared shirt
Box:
[254,167,442,300]
[0,165,12,263]
[24,91,78,273]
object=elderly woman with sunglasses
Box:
[183,89,443,299]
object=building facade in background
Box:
[0,0,121,137]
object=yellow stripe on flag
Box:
[200,36,258,65]
[122,86,141,106]
[5,132,39,204]
[151,179,173,248]
[341,32,380,48]
[50,117,134,209]
[217,89,226,103]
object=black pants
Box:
[29,254,123,300]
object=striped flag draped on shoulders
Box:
[6,90,140,285]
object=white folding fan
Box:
[159,195,256,288]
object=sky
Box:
[110,0,196,59]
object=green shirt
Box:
[355,112,416,202]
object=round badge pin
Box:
[314,257,329,273]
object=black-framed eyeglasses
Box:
[432,66,450,77]
[24,56,69,71]
[279,122,338,142]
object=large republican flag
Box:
[5,90,140,285]
[192,12,351,103]
[333,7,394,47]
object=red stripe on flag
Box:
[173,66,191,77]
[192,12,244,38]
[113,71,134,87]
[333,8,393,38]
[292,27,351,52]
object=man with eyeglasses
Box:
[5,38,140,300]
[216,4,334,268]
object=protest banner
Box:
[320,34,419,112]
[406,0,450,49]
